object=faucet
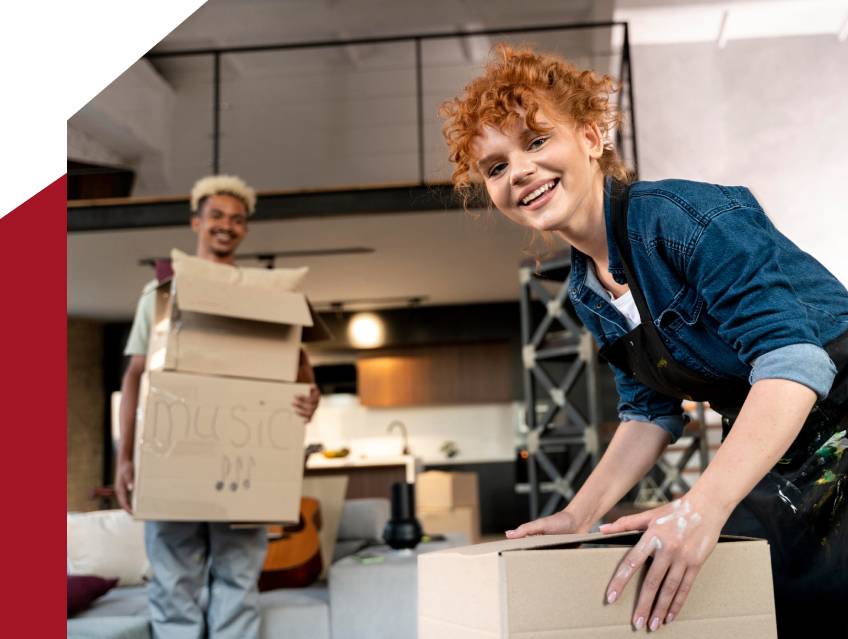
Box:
[387,420,410,455]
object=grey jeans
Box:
[144,521,268,639]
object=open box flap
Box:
[171,249,313,326]
[434,531,763,557]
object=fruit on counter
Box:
[322,447,351,459]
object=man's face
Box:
[191,193,248,258]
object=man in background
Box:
[114,174,321,639]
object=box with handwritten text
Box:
[132,370,309,522]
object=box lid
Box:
[432,531,759,557]
[171,249,313,326]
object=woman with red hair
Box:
[442,44,847,637]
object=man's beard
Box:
[211,246,235,258]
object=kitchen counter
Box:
[305,454,421,490]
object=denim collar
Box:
[569,177,628,300]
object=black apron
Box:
[599,180,848,638]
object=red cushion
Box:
[67,575,119,616]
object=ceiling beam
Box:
[67,183,479,232]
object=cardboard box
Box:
[419,532,777,638]
[416,471,479,512]
[133,370,310,522]
[147,249,329,382]
[418,505,480,544]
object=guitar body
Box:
[259,497,322,591]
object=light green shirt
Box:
[123,279,158,356]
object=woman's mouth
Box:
[519,179,559,209]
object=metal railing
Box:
[145,21,638,187]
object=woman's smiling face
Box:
[472,108,604,234]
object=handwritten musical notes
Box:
[215,454,257,492]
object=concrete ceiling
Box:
[68,0,606,320]
[69,0,848,319]
[68,208,547,320]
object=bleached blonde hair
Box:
[190,174,257,215]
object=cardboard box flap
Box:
[170,249,313,326]
[172,249,309,290]
[433,531,760,557]
[174,276,313,326]
[302,300,333,342]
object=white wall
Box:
[633,34,848,284]
[305,394,520,465]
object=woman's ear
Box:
[580,122,604,160]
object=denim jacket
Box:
[568,178,848,441]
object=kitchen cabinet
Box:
[356,341,513,407]
[305,454,419,500]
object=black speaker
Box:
[382,482,423,550]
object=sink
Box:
[355,437,406,458]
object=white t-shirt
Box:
[609,289,641,331]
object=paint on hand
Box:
[653,498,702,540]
[655,513,674,526]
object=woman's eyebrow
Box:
[476,154,500,171]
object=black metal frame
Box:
[146,21,637,185]
[70,21,637,230]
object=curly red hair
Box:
[441,44,632,208]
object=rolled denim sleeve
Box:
[685,205,827,369]
[750,343,837,400]
[609,362,686,442]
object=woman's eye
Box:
[488,163,506,177]
[528,137,548,150]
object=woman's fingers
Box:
[632,547,673,631]
[605,530,659,604]
[599,510,655,535]
[505,511,576,538]
[649,562,687,630]
[666,565,701,624]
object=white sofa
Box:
[67,499,393,639]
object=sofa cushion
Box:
[68,575,119,616]
[337,498,390,542]
[74,583,330,639]
[67,511,150,586]
[73,586,151,619]
[66,616,150,639]
[259,586,330,639]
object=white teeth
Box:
[521,181,555,205]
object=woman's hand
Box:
[600,494,726,631]
[505,509,581,538]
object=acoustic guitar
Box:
[259,444,324,591]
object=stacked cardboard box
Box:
[415,471,481,544]
[419,532,777,638]
[132,250,328,523]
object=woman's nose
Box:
[511,162,535,185]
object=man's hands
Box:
[114,457,135,514]
[504,509,581,538]
[600,493,725,631]
[293,384,320,422]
